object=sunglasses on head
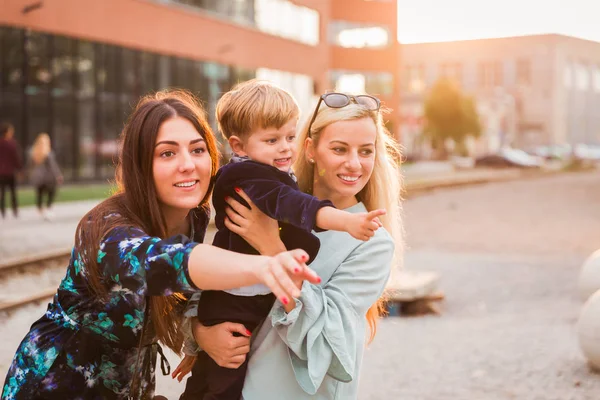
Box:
[307,92,381,137]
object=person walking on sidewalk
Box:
[28,132,63,220]
[1,90,320,400]
[0,122,22,219]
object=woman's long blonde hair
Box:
[31,132,51,165]
[294,101,404,343]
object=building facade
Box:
[400,34,600,157]
[1,0,399,181]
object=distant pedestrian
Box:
[28,132,63,220]
[0,122,22,219]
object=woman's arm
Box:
[101,226,319,305]
[271,233,394,395]
[188,245,317,304]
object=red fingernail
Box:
[225,196,230,201]
[234,187,241,193]
[246,329,252,336]
[301,254,308,262]
[282,297,289,305]
[316,277,322,283]
[294,267,300,273]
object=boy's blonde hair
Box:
[216,79,299,140]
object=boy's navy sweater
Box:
[212,160,333,263]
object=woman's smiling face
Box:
[152,116,212,220]
[308,117,376,208]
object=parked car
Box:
[476,147,544,168]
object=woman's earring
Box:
[309,159,315,164]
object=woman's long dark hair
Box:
[75,90,219,353]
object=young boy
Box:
[177,80,384,399]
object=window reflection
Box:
[0,24,260,181]
[329,21,390,49]
[169,0,319,46]
[0,27,25,148]
[52,36,75,180]
[77,41,96,179]
[331,70,394,96]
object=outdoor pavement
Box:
[0,199,100,263]
[2,167,599,398]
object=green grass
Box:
[17,183,114,207]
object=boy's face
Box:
[233,119,298,172]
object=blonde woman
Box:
[28,133,63,220]
[186,92,403,399]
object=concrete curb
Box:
[403,167,564,196]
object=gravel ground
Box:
[1,170,599,399]
[358,170,600,400]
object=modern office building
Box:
[400,34,600,157]
[1,0,399,181]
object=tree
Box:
[422,78,482,158]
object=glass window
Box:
[256,68,313,117]
[96,44,120,178]
[230,66,256,87]
[140,51,158,95]
[574,62,590,92]
[593,66,600,93]
[439,62,462,85]
[121,48,137,97]
[0,26,25,149]
[76,40,96,179]
[51,36,76,180]
[254,0,319,46]
[157,54,171,90]
[516,58,531,85]
[403,64,425,93]
[478,61,503,89]
[331,70,394,96]
[25,31,51,149]
[121,48,138,116]
[171,56,194,89]
[173,0,255,25]
[203,62,230,133]
[168,0,318,45]
[329,20,390,49]
[190,60,209,100]
[564,62,572,89]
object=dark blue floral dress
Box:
[2,209,208,400]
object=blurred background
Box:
[1,1,600,398]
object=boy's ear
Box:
[228,136,246,156]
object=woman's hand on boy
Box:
[224,189,285,256]
[346,209,386,241]
[192,320,251,369]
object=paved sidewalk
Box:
[0,200,100,261]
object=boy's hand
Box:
[346,209,386,241]
[172,354,197,382]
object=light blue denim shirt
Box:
[242,202,395,400]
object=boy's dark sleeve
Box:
[239,177,333,233]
